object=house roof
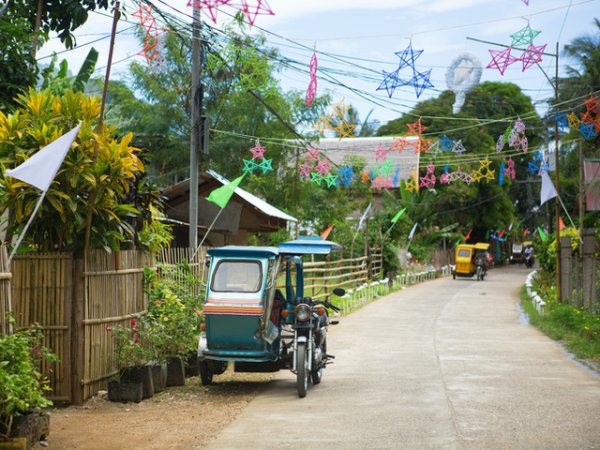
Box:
[207,170,296,222]
[161,170,296,235]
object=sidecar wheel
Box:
[296,343,309,398]
[199,361,213,385]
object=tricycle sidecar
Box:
[198,237,342,393]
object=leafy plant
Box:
[0,322,57,439]
[143,265,204,360]
[106,319,149,378]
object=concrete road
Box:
[205,266,600,449]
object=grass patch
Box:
[520,285,600,368]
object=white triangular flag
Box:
[408,222,418,240]
[540,171,558,206]
[357,202,371,231]
[5,124,81,192]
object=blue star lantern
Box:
[580,122,597,140]
[337,166,354,187]
[376,42,434,99]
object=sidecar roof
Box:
[207,246,280,259]
[278,236,341,255]
[207,237,341,259]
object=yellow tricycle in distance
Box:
[453,242,490,281]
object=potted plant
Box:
[0,322,55,449]
[106,319,153,402]
[143,265,204,386]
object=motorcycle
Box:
[198,236,345,398]
[288,293,342,398]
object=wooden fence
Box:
[560,229,598,312]
[1,246,375,404]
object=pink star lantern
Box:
[504,158,516,180]
[316,159,331,176]
[508,130,521,149]
[522,0,529,5]
[306,52,318,107]
[520,135,529,153]
[299,162,312,179]
[374,144,388,161]
[371,176,393,190]
[514,117,526,133]
[419,162,436,189]
[304,147,320,162]
[237,0,274,25]
[486,47,516,75]
[188,0,230,23]
[520,43,546,71]
[249,141,266,159]
[440,172,450,185]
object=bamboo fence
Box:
[10,253,73,402]
[82,250,151,400]
[304,256,369,300]
[0,247,11,335]
[2,246,374,403]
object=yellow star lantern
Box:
[313,99,356,140]
[472,158,495,183]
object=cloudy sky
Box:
[38,0,600,126]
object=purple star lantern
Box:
[377,42,434,99]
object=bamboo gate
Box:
[1,247,378,404]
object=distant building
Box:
[161,170,296,247]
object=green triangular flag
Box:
[391,207,407,224]
[206,174,245,209]
[537,227,548,242]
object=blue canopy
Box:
[278,236,341,255]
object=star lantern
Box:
[403,177,419,193]
[257,158,273,174]
[486,47,516,76]
[315,159,331,176]
[187,0,228,23]
[133,3,166,67]
[323,173,338,188]
[509,25,541,47]
[447,170,474,185]
[451,140,467,155]
[580,122,598,140]
[514,117,526,133]
[306,51,318,107]
[374,144,388,161]
[361,171,371,184]
[249,140,266,159]
[420,162,436,189]
[520,43,546,71]
[439,135,454,152]
[554,111,569,130]
[337,166,354,187]
[427,140,441,157]
[310,171,324,186]
[527,161,539,175]
[238,0,275,26]
[242,158,258,174]
[568,113,581,129]
[472,158,495,183]
[496,134,505,153]
[520,135,529,153]
[299,162,312,179]
[377,42,434,99]
[304,147,321,162]
[504,158,516,180]
[390,137,411,153]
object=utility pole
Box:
[466,36,562,300]
[189,7,202,249]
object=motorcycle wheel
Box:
[311,339,325,385]
[296,342,309,398]
[199,361,213,386]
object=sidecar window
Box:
[212,260,262,293]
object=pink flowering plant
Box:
[107,319,150,379]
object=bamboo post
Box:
[71,258,85,405]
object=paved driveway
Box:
[205,266,600,449]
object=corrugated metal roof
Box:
[207,169,297,222]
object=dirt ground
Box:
[38,370,272,450]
